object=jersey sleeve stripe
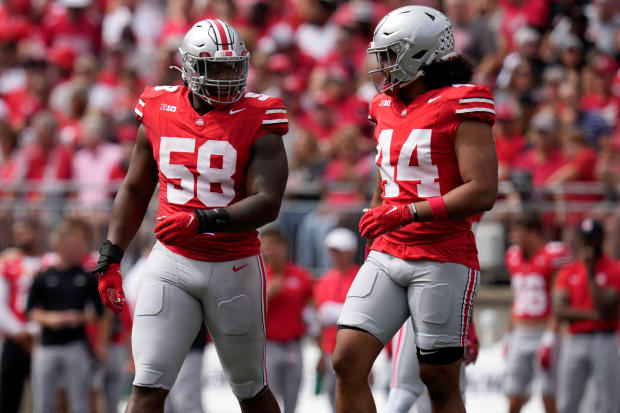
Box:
[455,107,496,115]
[265,109,287,114]
[459,98,494,105]
[368,115,376,124]
[135,108,143,118]
[262,119,288,125]
[138,99,145,107]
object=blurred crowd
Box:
[0,0,618,208]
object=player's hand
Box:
[359,204,412,239]
[463,322,479,365]
[536,330,556,371]
[96,263,126,313]
[154,211,199,245]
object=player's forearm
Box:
[554,306,598,322]
[588,279,618,319]
[412,180,496,222]
[107,184,153,250]
[222,193,283,232]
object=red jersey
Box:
[265,263,313,342]
[0,250,43,324]
[313,266,358,354]
[134,86,288,261]
[555,256,620,334]
[505,242,572,321]
[368,84,496,270]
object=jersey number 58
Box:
[159,137,237,207]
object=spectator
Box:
[494,104,526,181]
[584,0,620,55]
[0,219,43,413]
[0,119,18,180]
[72,114,122,206]
[5,111,72,200]
[41,0,102,56]
[444,0,497,66]
[261,225,314,413]
[514,111,566,190]
[27,217,103,413]
[287,129,326,196]
[313,227,359,412]
[553,219,620,413]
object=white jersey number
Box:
[159,137,237,207]
[512,274,548,317]
[376,129,440,198]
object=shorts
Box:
[504,325,556,397]
[338,250,479,350]
[131,242,267,400]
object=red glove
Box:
[536,331,556,371]
[97,263,125,313]
[359,204,412,239]
[463,322,479,365]
[154,212,198,245]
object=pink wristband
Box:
[428,196,448,220]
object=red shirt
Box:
[506,242,572,321]
[555,256,620,334]
[495,134,526,167]
[0,250,43,324]
[514,148,566,189]
[313,266,358,354]
[41,5,101,56]
[368,84,496,270]
[265,263,313,342]
[135,86,288,261]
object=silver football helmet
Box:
[178,19,250,106]
[368,6,455,95]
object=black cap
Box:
[578,219,604,244]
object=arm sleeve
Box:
[258,97,289,136]
[0,277,24,335]
[455,85,496,126]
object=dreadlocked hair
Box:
[421,55,474,90]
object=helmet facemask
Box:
[367,40,418,96]
[181,50,249,106]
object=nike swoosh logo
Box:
[187,215,195,227]
[233,264,249,272]
[229,108,246,115]
[386,206,397,215]
[418,348,441,356]
[428,95,442,103]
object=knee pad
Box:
[417,346,463,365]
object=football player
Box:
[93,19,288,413]
[332,6,498,413]
[503,211,572,413]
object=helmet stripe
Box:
[214,19,230,50]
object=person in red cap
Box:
[553,219,620,413]
[260,225,314,413]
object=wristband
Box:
[93,240,124,274]
[428,196,448,220]
[195,208,230,233]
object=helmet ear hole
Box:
[412,50,428,59]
